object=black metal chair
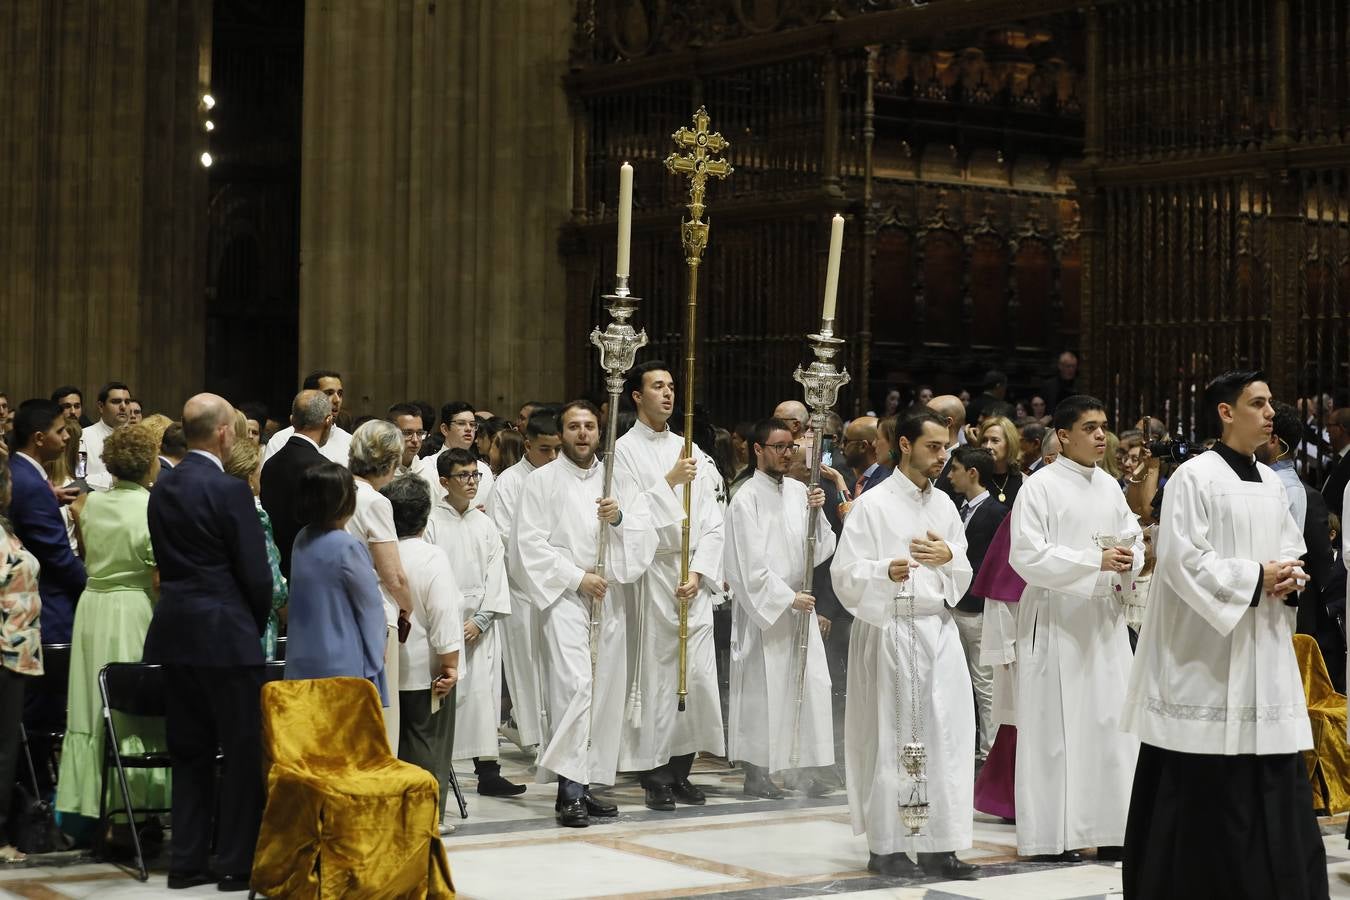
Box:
[28,642,72,784]
[97,662,172,882]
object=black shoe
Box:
[671,778,706,805]
[1096,845,1124,862]
[743,773,786,800]
[1028,850,1082,863]
[478,771,528,797]
[217,874,251,892]
[919,852,978,881]
[556,798,589,827]
[644,784,676,811]
[866,852,922,877]
[167,871,215,890]
[583,790,618,817]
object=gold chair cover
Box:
[1294,634,1350,815]
[251,677,454,898]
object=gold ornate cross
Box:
[664,106,732,229]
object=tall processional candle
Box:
[616,162,634,280]
[822,213,844,322]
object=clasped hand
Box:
[1100,547,1133,573]
[1262,558,1306,599]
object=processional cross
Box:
[663,106,731,711]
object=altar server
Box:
[613,361,725,812]
[510,401,655,828]
[1122,371,1324,899]
[831,410,978,881]
[487,410,560,751]
[1008,394,1141,861]
[725,417,835,799]
[426,448,523,797]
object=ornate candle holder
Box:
[786,319,850,768]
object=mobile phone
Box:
[75,450,88,480]
[819,436,833,468]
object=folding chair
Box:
[97,663,172,882]
[29,642,72,783]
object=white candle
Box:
[616,162,633,278]
[822,213,844,321]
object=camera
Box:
[1145,439,1202,462]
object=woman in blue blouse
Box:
[285,464,387,702]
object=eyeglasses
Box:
[449,418,478,430]
[763,442,799,454]
[400,429,428,440]
[449,471,482,483]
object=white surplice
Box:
[830,473,974,855]
[262,424,353,467]
[1123,451,1311,754]
[425,500,512,760]
[725,469,836,772]
[487,457,543,747]
[613,419,726,771]
[82,419,116,491]
[414,452,494,514]
[1008,456,1142,856]
[509,455,655,785]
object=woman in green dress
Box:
[56,422,170,826]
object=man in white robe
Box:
[426,448,523,797]
[613,361,725,811]
[1122,371,1324,899]
[488,410,561,751]
[510,400,656,827]
[725,417,835,799]
[1008,394,1142,861]
[262,369,352,466]
[831,410,978,881]
[415,400,494,510]
[82,381,132,490]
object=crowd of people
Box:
[0,353,1342,897]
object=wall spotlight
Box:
[200,152,213,167]
[202,94,216,109]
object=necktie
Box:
[960,502,973,524]
[854,475,866,498]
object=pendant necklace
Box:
[992,471,1011,504]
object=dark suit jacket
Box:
[854,464,891,497]
[956,497,1010,613]
[934,456,962,506]
[7,454,87,642]
[143,452,273,667]
[1296,486,1343,688]
[259,435,326,578]
[1322,450,1350,522]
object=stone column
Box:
[299,0,573,417]
[0,0,211,412]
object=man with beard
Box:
[510,401,656,827]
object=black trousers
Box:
[162,665,264,877]
[0,669,28,839]
[1123,743,1328,900]
[398,688,456,814]
[640,752,695,789]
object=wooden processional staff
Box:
[664,108,731,711]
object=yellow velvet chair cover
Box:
[1294,634,1350,815]
[251,678,454,899]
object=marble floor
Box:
[6,744,1350,899]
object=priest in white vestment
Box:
[726,417,835,798]
[510,400,656,827]
[1008,395,1142,860]
[613,362,725,811]
[414,400,495,511]
[262,370,353,466]
[82,382,132,490]
[1122,372,1325,899]
[426,448,524,797]
[831,411,978,881]
[487,412,561,751]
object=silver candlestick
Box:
[589,275,647,749]
[787,319,850,767]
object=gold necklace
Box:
[991,470,1011,503]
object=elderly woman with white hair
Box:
[347,418,416,750]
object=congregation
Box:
[0,354,1344,898]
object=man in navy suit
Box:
[143,393,273,891]
[8,400,86,643]
[949,446,1010,762]
[9,399,88,791]
[259,389,333,578]
[841,415,891,498]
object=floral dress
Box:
[256,500,288,661]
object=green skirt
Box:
[55,587,171,819]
